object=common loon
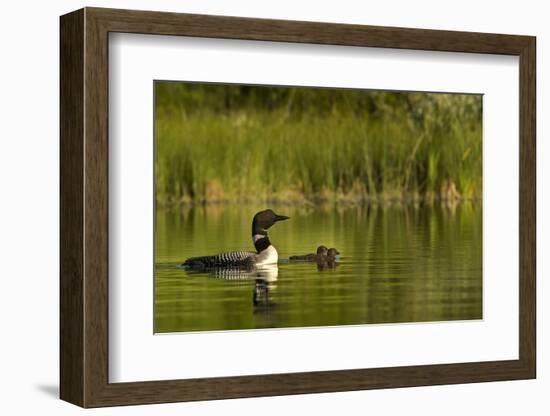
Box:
[181,209,289,270]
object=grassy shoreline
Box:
[156,189,481,209]
[155,85,482,206]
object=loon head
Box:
[316,245,329,255]
[327,248,340,257]
[251,209,290,236]
[251,209,289,254]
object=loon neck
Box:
[253,234,272,253]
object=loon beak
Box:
[274,214,290,222]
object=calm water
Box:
[155,204,482,333]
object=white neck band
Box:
[253,234,265,243]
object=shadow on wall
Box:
[35,384,58,399]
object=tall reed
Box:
[155,83,482,205]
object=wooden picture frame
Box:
[60,7,536,408]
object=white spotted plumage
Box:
[183,251,255,268]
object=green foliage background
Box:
[155,82,482,205]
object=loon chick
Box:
[317,247,340,271]
[289,245,328,262]
[181,209,289,269]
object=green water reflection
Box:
[155,204,482,333]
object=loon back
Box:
[182,251,256,269]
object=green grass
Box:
[155,84,482,205]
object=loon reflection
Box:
[183,262,279,282]
[253,278,270,307]
[253,265,279,310]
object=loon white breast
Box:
[254,245,279,266]
[181,209,289,270]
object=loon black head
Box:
[251,209,289,236]
[251,209,289,253]
[327,248,340,257]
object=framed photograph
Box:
[60,7,536,407]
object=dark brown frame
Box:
[60,7,536,408]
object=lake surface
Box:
[155,204,482,333]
